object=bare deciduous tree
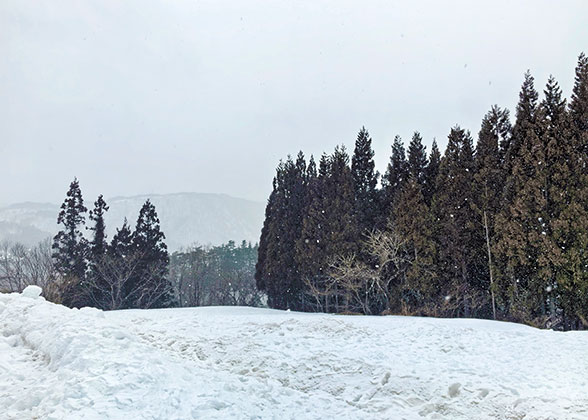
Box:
[82,251,173,310]
[305,228,408,314]
[0,239,57,294]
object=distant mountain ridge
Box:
[0,193,265,251]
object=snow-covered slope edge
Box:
[0,288,363,420]
[1,288,587,420]
[0,287,194,420]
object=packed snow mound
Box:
[1,291,587,419]
[21,285,43,299]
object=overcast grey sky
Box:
[1,0,587,205]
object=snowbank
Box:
[1,290,587,419]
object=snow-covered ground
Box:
[1,287,587,420]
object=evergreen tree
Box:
[502,71,539,201]
[392,176,436,312]
[495,72,548,321]
[296,147,359,312]
[555,54,588,329]
[307,155,317,182]
[381,135,408,225]
[261,154,307,310]
[88,195,109,267]
[570,52,588,135]
[433,126,483,317]
[131,200,173,308]
[407,131,428,185]
[296,154,331,310]
[98,218,135,309]
[473,105,511,319]
[326,145,360,311]
[87,194,109,308]
[255,186,277,294]
[351,127,379,232]
[110,218,134,259]
[538,76,575,325]
[423,139,441,206]
[327,146,359,258]
[52,178,89,307]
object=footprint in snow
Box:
[448,382,461,398]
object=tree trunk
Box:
[483,210,497,320]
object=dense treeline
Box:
[169,240,263,307]
[51,178,174,309]
[256,53,588,330]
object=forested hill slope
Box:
[0,193,265,250]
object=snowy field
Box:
[1,287,587,420]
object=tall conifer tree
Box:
[131,200,173,308]
[52,178,89,307]
[555,54,588,328]
[423,139,441,206]
[351,127,379,232]
[261,154,307,310]
[433,126,482,316]
[473,106,511,319]
[88,195,109,266]
[407,131,428,185]
[392,177,436,311]
[87,194,109,308]
[255,184,278,294]
[381,136,408,225]
[495,72,549,320]
[296,154,332,310]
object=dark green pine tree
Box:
[351,127,379,232]
[102,218,134,309]
[536,75,574,326]
[432,126,484,317]
[381,135,408,226]
[392,176,437,312]
[131,200,173,309]
[258,164,286,309]
[52,178,89,307]
[110,218,134,259]
[494,72,549,321]
[260,153,307,310]
[502,71,540,204]
[255,185,278,295]
[423,139,441,206]
[87,194,109,308]
[485,106,513,163]
[297,147,358,313]
[407,131,428,185]
[554,54,588,329]
[325,145,360,312]
[296,154,331,310]
[88,195,109,258]
[570,52,588,135]
[306,155,317,184]
[473,105,511,319]
[327,146,360,257]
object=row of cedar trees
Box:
[52,179,173,310]
[256,53,588,330]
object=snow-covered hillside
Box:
[1,288,586,420]
[0,193,265,249]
